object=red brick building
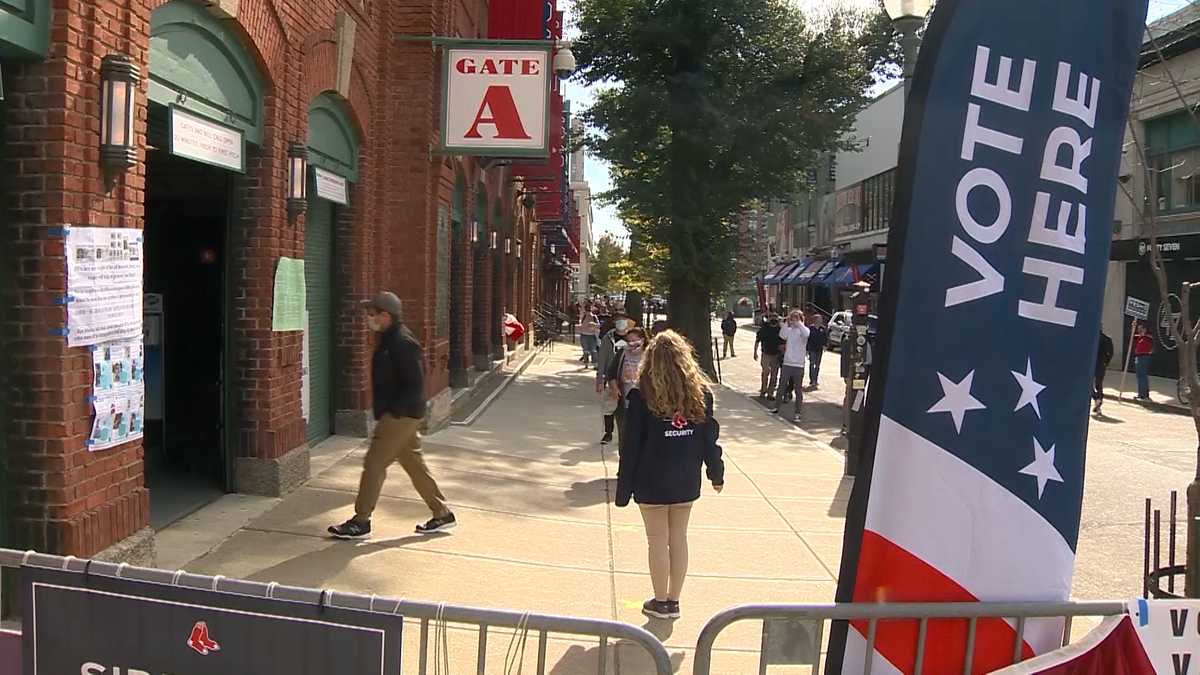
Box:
[0,0,560,561]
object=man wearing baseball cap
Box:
[328,291,456,538]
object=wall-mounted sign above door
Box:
[313,166,349,205]
[169,106,245,173]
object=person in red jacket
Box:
[1133,323,1154,401]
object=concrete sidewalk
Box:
[163,346,850,673]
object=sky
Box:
[562,0,1197,249]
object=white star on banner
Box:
[1011,358,1047,419]
[1019,438,1064,499]
[927,371,986,434]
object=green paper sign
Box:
[273,257,307,332]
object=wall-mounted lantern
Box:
[287,143,308,222]
[100,54,140,183]
[470,220,480,243]
[490,231,498,250]
[505,237,512,255]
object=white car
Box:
[827,311,878,350]
[826,311,852,350]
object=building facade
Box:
[0,0,561,560]
[570,117,594,300]
[1102,7,1200,381]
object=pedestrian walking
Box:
[606,326,647,455]
[1134,323,1154,401]
[596,312,633,445]
[1094,330,1114,414]
[329,292,456,539]
[721,312,738,358]
[754,313,784,399]
[615,330,724,620]
[806,314,828,389]
[578,302,600,367]
[771,310,810,422]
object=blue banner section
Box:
[829,1,1148,670]
[876,0,1146,548]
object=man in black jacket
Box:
[1094,330,1114,414]
[329,292,456,539]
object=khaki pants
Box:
[760,353,781,395]
[355,415,449,520]
[638,503,694,601]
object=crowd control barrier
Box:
[0,548,673,675]
[693,601,1127,675]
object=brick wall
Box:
[0,0,539,557]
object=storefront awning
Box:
[795,260,836,286]
[780,259,815,285]
[761,262,792,283]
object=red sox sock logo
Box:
[671,413,687,430]
[187,621,221,656]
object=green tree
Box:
[590,232,625,290]
[574,0,893,371]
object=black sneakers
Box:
[641,599,680,620]
[328,518,371,540]
[416,512,457,535]
[600,432,613,445]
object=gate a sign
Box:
[441,43,552,157]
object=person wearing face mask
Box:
[597,311,633,445]
[607,326,647,455]
[329,292,456,539]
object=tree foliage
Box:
[573,0,894,362]
[590,232,626,290]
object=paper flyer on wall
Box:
[66,227,144,347]
[89,338,146,452]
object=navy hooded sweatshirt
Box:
[615,389,725,506]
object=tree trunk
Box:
[669,277,716,377]
[626,290,645,330]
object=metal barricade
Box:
[0,548,673,675]
[693,601,1126,675]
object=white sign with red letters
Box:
[441,45,552,157]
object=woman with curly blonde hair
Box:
[615,330,725,620]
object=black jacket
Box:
[807,325,829,352]
[615,389,725,506]
[1097,334,1115,373]
[372,324,426,420]
[756,324,784,356]
[721,317,738,336]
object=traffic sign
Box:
[1125,296,1151,321]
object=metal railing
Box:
[1,549,673,675]
[693,601,1126,675]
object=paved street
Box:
[156,321,1200,672]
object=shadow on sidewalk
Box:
[238,533,454,587]
[565,478,612,508]
[549,641,687,674]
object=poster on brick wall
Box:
[65,227,144,347]
[88,338,146,452]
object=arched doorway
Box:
[491,198,505,360]
[472,185,490,370]
[450,168,469,387]
[304,93,359,445]
[144,0,265,526]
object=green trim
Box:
[0,0,48,58]
[150,0,265,143]
[167,104,247,173]
[438,42,553,159]
[398,35,556,48]
[307,94,359,182]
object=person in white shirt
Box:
[771,310,810,422]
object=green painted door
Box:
[305,199,335,444]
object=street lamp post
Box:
[884,0,933,99]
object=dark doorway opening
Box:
[143,105,231,528]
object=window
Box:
[860,169,896,232]
[1146,112,1200,213]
